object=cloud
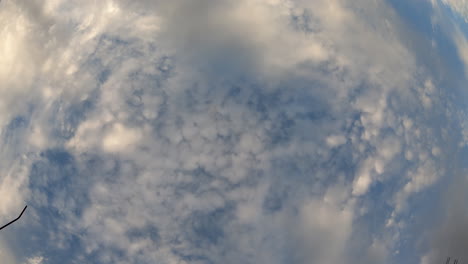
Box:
[293,199,353,264]
[24,256,44,264]
[442,0,468,21]
[452,23,468,76]
[0,239,18,264]
[102,123,143,153]
[0,0,467,263]
[419,170,468,263]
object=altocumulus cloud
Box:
[1,0,468,263]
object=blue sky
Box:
[1,0,468,263]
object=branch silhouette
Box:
[0,205,27,231]
[447,257,460,264]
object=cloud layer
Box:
[1,0,468,263]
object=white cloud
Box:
[326,134,347,147]
[295,199,353,264]
[0,239,17,264]
[102,123,143,153]
[25,256,44,264]
[442,0,468,21]
[453,25,468,76]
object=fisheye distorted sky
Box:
[2,0,468,263]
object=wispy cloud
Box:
[442,0,468,21]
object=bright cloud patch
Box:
[102,123,142,152]
[25,256,44,264]
[442,0,468,20]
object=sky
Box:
[1,0,468,263]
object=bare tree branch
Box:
[0,205,27,231]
